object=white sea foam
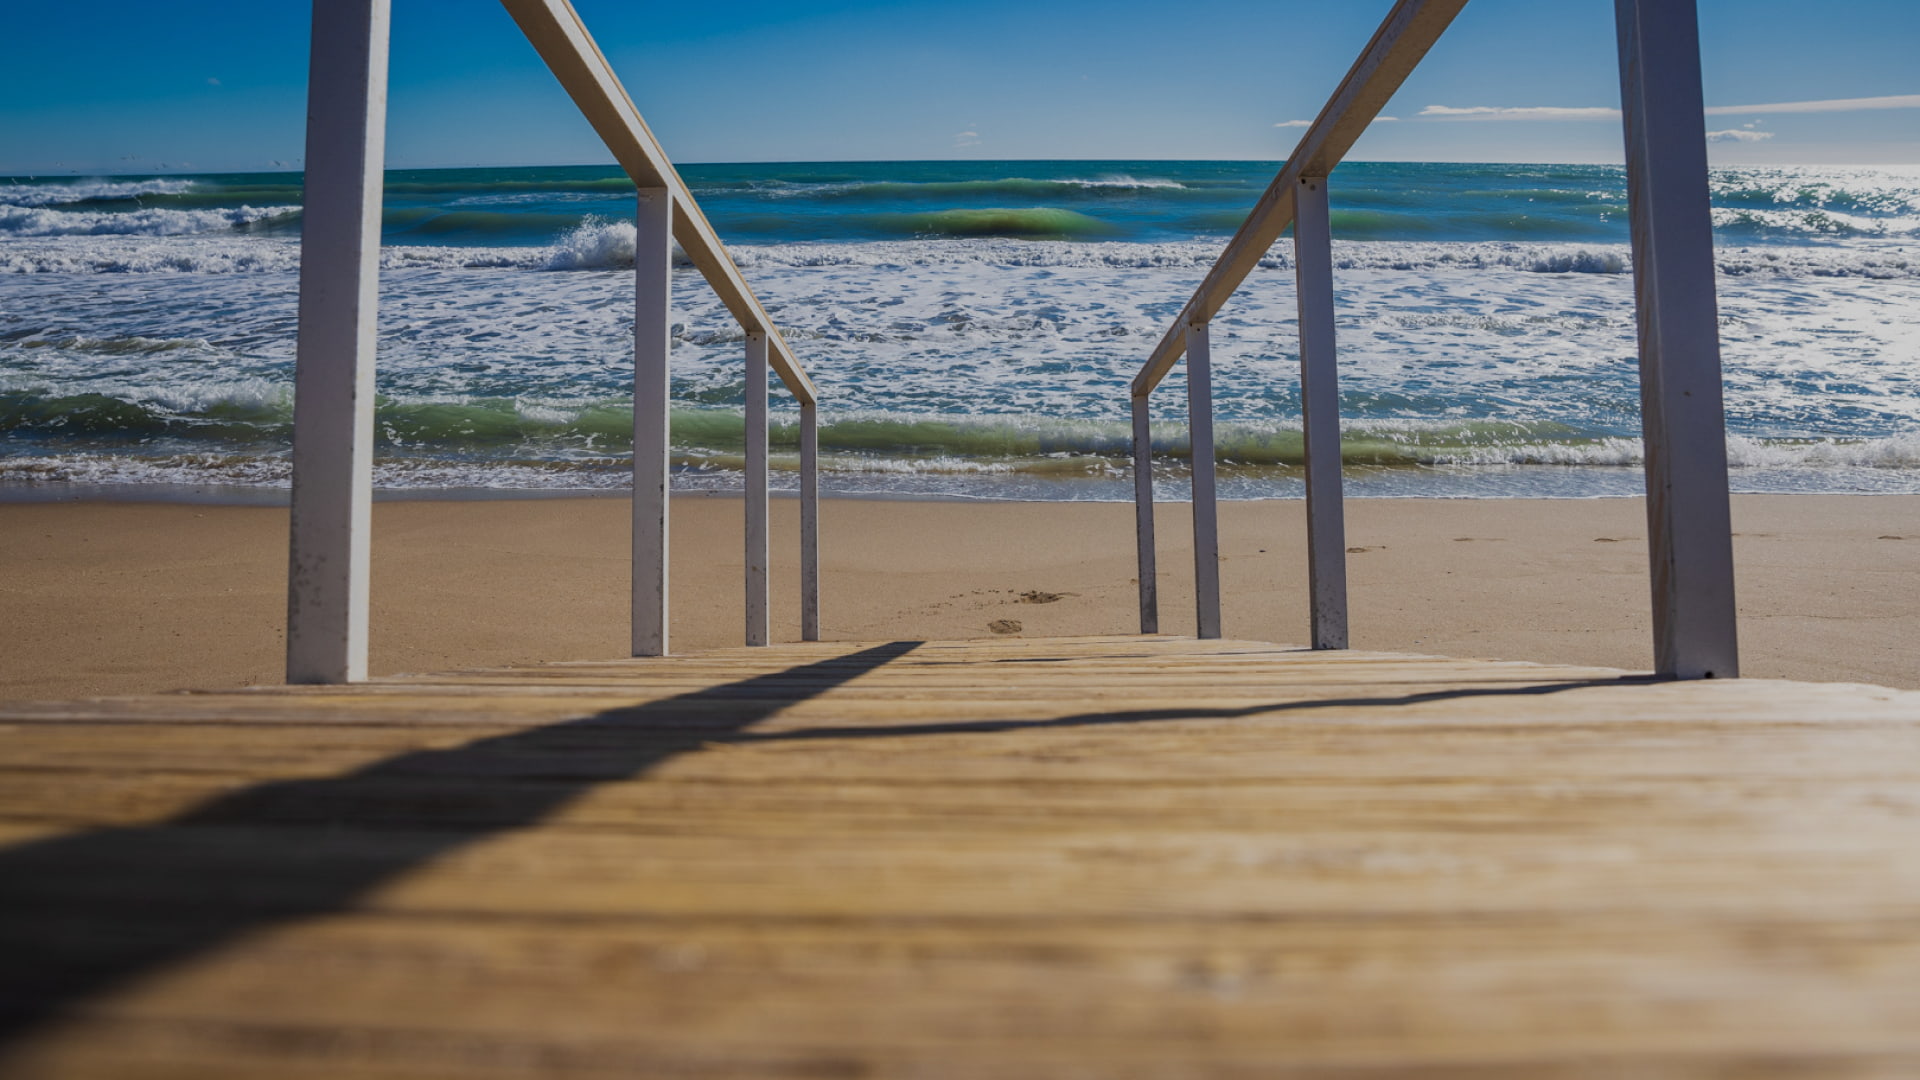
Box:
[7,210,1920,497]
[1726,432,1920,469]
[0,204,294,238]
[10,430,1920,498]
[1713,206,1920,238]
[545,218,638,270]
[1063,175,1186,190]
[0,178,199,207]
[4,231,1916,281]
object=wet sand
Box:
[3,492,1917,701]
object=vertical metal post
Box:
[744,331,771,647]
[799,400,820,641]
[632,188,673,657]
[1187,323,1222,640]
[1293,175,1350,650]
[286,0,390,685]
[1616,0,1739,678]
[1131,394,1159,635]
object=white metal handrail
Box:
[287,0,819,684]
[1130,0,1740,679]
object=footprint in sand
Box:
[988,619,1023,635]
[1017,590,1073,604]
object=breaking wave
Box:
[8,389,1920,474]
[11,231,1915,279]
[0,204,297,237]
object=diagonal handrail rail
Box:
[1132,0,1466,396]
[1125,0,1740,681]
[1127,0,1466,651]
[288,0,821,686]
[501,0,816,404]
[497,0,820,656]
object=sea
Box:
[3,159,1918,502]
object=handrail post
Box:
[1293,175,1350,650]
[1187,323,1222,640]
[632,188,673,656]
[800,401,820,641]
[1615,0,1739,678]
[286,0,390,685]
[1131,394,1159,635]
[744,330,771,647]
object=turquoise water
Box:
[3,160,1918,499]
[8,160,1919,245]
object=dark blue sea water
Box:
[3,160,1918,499]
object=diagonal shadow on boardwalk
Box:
[0,641,922,1047]
[0,643,1630,1050]
[731,676,1655,744]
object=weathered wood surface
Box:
[3,636,1919,1077]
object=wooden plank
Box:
[1186,324,1221,639]
[284,0,390,685]
[1615,0,1740,679]
[631,188,673,657]
[2,638,1920,1076]
[1133,0,1469,395]
[496,0,816,405]
[744,332,770,647]
[1293,175,1350,650]
[1130,394,1158,635]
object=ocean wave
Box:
[382,207,588,240]
[1713,206,1920,238]
[0,178,201,207]
[9,164,1917,252]
[3,229,1915,281]
[1173,205,1625,242]
[1726,432,1920,469]
[0,204,297,237]
[780,175,1190,202]
[867,207,1122,239]
[9,333,220,356]
[0,236,534,273]
[10,435,1920,499]
[384,177,638,196]
[546,218,640,269]
[1709,171,1920,218]
[11,387,1918,475]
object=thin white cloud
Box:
[1706,93,1920,115]
[206,77,221,87]
[1706,128,1775,143]
[952,129,981,148]
[1278,116,1394,129]
[1419,105,1620,121]
[1415,94,1920,124]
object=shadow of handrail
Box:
[734,676,1648,744]
[0,641,922,1047]
[0,650,1644,1049]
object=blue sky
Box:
[2,0,1915,173]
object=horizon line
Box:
[8,156,1919,180]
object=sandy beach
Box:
[3,492,1916,701]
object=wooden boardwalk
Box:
[3,635,1919,1077]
